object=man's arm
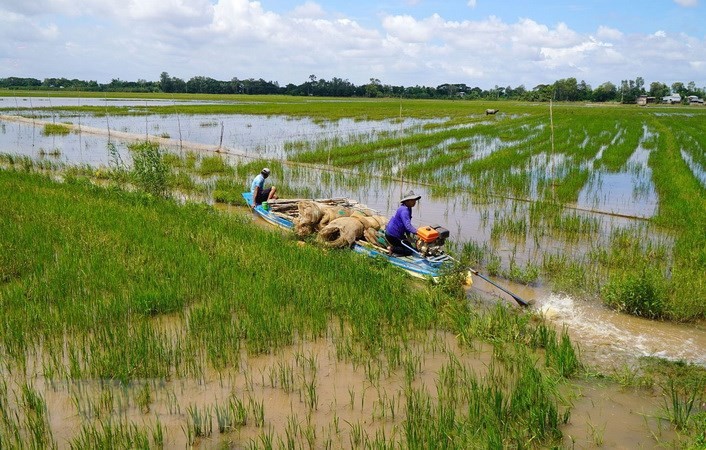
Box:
[252,186,260,207]
[402,208,417,234]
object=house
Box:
[687,95,704,104]
[637,95,655,106]
[662,94,682,104]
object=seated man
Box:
[250,168,277,207]
[385,190,421,256]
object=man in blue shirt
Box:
[250,168,277,207]
[385,190,421,256]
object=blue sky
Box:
[1,0,704,90]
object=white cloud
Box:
[673,0,698,7]
[539,38,611,69]
[1,0,705,88]
[596,25,622,40]
[290,1,326,19]
[467,0,477,7]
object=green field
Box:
[6,94,701,320]
[1,93,705,447]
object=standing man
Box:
[250,167,277,207]
[385,190,421,256]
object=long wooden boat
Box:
[242,192,454,281]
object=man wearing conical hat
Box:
[385,190,421,256]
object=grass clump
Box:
[128,141,169,197]
[602,268,666,318]
[42,123,71,135]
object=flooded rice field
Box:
[1,105,704,369]
[1,98,705,447]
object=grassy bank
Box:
[0,168,587,448]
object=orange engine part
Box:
[416,226,439,243]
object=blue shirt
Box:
[386,205,417,238]
[250,174,265,196]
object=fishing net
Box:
[293,201,325,236]
[294,200,388,246]
[317,217,366,248]
[319,207,352,227]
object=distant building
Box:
[662,94,682,104]
[687,95,704,105]
[637,95,655,106]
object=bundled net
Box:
[317,213,388,248]
[293,201,325,236]
[292,200,388,248]
[317,217,365,248]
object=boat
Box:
[242,192,457,282]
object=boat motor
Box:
[414,225,450,257]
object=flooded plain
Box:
[1,99,704,447]
[2,106,704,370]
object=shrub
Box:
[129,141,169,197]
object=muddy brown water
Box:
[5,327,680,449]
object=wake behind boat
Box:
[242,192,464,282]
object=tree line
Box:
[1,72,704,104]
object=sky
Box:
[1,0,705,90]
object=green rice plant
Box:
[38,147,62,157]
[347,420,367,448]
[486,254,502,277]
[602,268,666,318]
[541,253,596,294]
[611,364,655,389]
[167,170,198,192]
[42,122,71,135]
[21,384,55,449]
[544,327,582,378]
[249,396,265,427]
[586,418,606,446]
[151,420,164,448]
[186,404,213,438]
[214,400,235,433]
[302,374,319,411]
[197,154,234,176]
[662,378,703,430]
[70,418,152,449]
[502,259,540,285]
[134,383,152,413]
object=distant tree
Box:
[171,77,187,93]
[592,82,618,102]
[671,81,686,96]
[619,78,643,103]
[649,82,670,99]
[366,78,381,97]
[0,77,41,88]
[577,80,591,101]
[553,78,580,101]
[159,72,173,93]
[527,84,553,101]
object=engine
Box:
[414,225,450,258]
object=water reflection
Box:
[0,112,430,164]
[681,149,706,188]
[577,128,658,218]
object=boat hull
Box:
[242,193,447,281]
